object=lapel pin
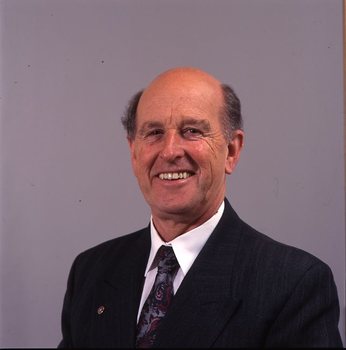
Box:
[97,305,105,315]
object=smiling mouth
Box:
[158,172,193,180]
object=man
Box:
[59,67,343,347]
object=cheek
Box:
[132,143,147,162]
[196,139,228,166]
[132,144,156,175]
[130,145,144,177]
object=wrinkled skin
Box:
[129,67,244,241]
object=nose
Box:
[160,130,184,161]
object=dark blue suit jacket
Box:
[59,198,343,347]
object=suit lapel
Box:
[154,199,243,347]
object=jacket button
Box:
[97,305,105,315]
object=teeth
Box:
[159,172,192,180]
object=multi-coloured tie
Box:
[136,245,180,348]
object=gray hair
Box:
[121,83,243,141]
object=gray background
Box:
[0,0,344,347]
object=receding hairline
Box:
[138,67,224,110]
[122,68,242,140]
[145,67,222,89]
[150,66,222,84]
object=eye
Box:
[182,128,203,138]
[145,129,164,139]
[149,129,163,135]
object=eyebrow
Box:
[138,121,164,136]
[137,118,212,135]
[181,118,211,131]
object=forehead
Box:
[137,75,223,123]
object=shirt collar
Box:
[145,201,225,276]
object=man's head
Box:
[122,67,244,232]
[122,73,243,142]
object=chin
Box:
[155,200,198,216]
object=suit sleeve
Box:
[265,261,343,347]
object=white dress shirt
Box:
[137,201,225,321]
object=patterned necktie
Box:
[136,245,180,348]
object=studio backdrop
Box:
[0,0,344,347]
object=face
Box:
[129,69,243,225]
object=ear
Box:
[127,136,137,166]
[225,130,244,174]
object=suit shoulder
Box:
[223,198,325,271]
[79,226,146,255]
[71,227,148,276]
[238,219,329,274]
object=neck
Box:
[152,201,223,242]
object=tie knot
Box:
[153,245,179,274]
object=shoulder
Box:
[221,216,340,328]
[76,227,148,261]
[239,219,325,271]
[222,199,333,289]
[234,219,336,301]
[68,227,149,286]
[223,198,326,270]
